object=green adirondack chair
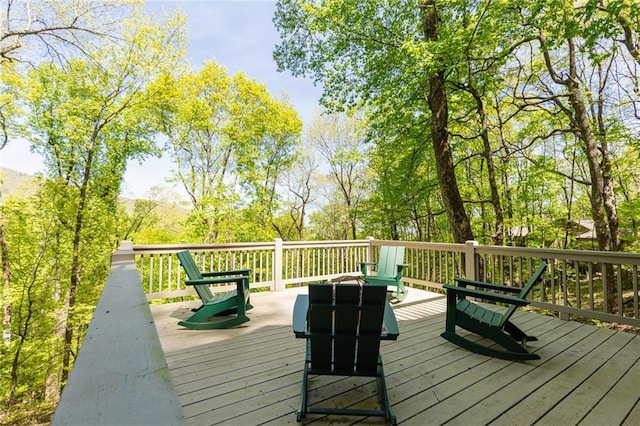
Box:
[361,246,408,301]
[441,262,548,360]
[176,250,252,330]
[293,283,400,424]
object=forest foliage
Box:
[0,0,639,424]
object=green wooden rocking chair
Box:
[176,250,252,330]
[441,262,548,360]
[361,246,409,301]
[292,282,400,425]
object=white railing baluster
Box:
[617,264,623,315]
[633,265,638,319]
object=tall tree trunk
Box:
[1,222,10,347]
[495,96,516,244]
[595,62,621,251]
[541,36,611,251]
[469,87,504,245]
[541,36,619,312]
[421,1,474,243]
[60,139,95,388]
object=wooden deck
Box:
[150,287,640,426]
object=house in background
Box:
[503,219,598,249]
[560,219,597,249]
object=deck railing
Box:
[135,238,640,327]
[53,238,640,424]
[134,239,371,297]
[53,242,185,425]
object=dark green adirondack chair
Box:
[441,262,548,360]
[292,283,400,425]
[176,250,252,330]
[361,246,408,301]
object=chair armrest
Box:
[201,269,251,278]
[382,301,399,340]
[185,276,247,286]
[292,295,309,338]
[394,264,409,279]
[454,277,521,294]
[443,284,530,306]
[361,261,377,275]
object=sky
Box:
[0,0,323,198]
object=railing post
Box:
[274,238,284,291]
[367,236,374,263]
[112,240,135,262]
[465,240,479,280]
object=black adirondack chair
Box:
[441,262,548,360]
[176,250,252,330]
[292,282,400,425]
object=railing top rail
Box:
[133,240,373,256]
[370,239,467,252]
[282,239,370,248]
[475,244,640,264]
[132,239,640,263]
[133,242,277,255]
[53,244,185,425]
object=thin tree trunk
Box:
[1,223,10,347]
[595,62,621,251]
[469,87,504,245]
[61,136,95,388]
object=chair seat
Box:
[457,299,503,327]
[208,289,238,305]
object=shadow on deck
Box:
[150,287,640,426]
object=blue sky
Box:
[1,0,322,198]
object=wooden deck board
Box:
[536,330,637,425]
[573,335,640,426]
[150,287,640,425]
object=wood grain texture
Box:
[53,260,185,425]
[151,287,640,426]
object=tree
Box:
[0,0,139,150]
[231,73,302,233]
[1,190,65,420]
[418,1,475,243]
[274,0,474,242]
[1,1,134,372]
[157,61,302,242]
[9,3,186,410]
[275,145,319,240]
[308,112,369,239]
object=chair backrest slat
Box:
[308,283,387,374]
[177,251,203,280]
[502,262,548,324]
[376,246,405,278]
[309,284,333,370]
[177,251,214,302]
